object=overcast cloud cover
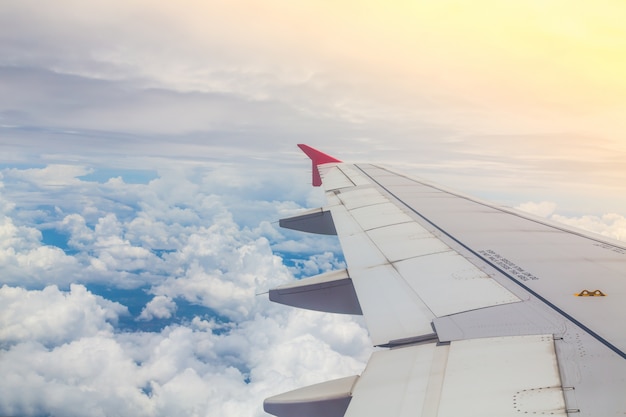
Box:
[1,1,626,416]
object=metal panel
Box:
[438,335,566,417]
[337,187,389,210]
[327,204,364,237]
[366,222,451,262]
[395,251,521,317]
[320,166,355,190]
[344,335,565,417]
[433,302,566,342]
[345,343,441,417]
[349,264,434,346]
[336,165,372,187]
[337,231,388,269]
[329,206,388,268]
[349,202,413,231]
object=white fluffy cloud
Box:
[138,295,177,320]
[0,289,370,417]
[0,284,126,347]
[0,164,371,417]
[551,212,626,242]
[0,215,80,287]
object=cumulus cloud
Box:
[0,284,127,347]
[551,212,626,242]
[0,163,370,417]
[138,295,177,321]
[0,215,80,286]
[0,289,370,417]
[289,251,346,277]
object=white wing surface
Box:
[264,145,626,417]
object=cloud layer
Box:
[2,1,626,218]
[0,164,366,417]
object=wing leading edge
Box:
[264,145,626,417]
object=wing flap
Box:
[347,264,435,345]
[343,335,566,417]
[437,335,566,417]
[344,342,439,417]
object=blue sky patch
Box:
[86,284,226,333]
[78,168,158,184]
[40,228,77,254]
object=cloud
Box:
[551,212,626,242]
[4,165,93,187]
[0,160,337,288]
[289,252,346,277]
[0,162,371,417]
[0,289,370,417]
[138,295,177,321]
[0,284,127,347]
[151,233,289,321]
[0,215,80,287]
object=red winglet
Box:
[298,144,342,187]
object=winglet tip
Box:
[297,144,341,187]
[297,144,342,164]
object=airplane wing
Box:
[264,144,626,417]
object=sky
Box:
[1,1,626,416]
